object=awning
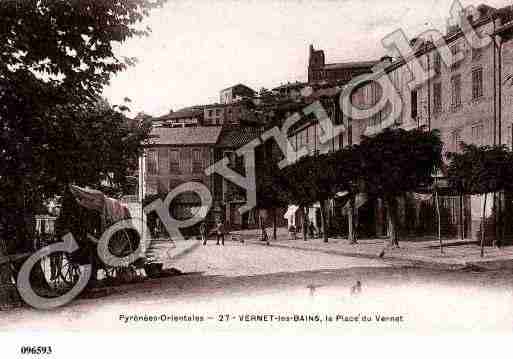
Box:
[284,205,299,219]
[104,196,131,222]
[70,185,105,212]
[335,191,349,198]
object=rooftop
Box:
[220,83,256,93]
[156,108,203,121]
[216,126,263,148]
[147,126,222,146]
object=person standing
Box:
[200,221,207,246]
[308,221,316,239]
[215,219,225,246]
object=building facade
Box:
[152,108,204,128]
[142,124,271,234]
[350,4,513,240]
[203,101,259,127]
[143,126,221,234]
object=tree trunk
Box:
[380,197,399,258]
[348,194,357,244]
[272,208,277,241]
[320,199,328,243]
[387,197,400,248]
[302,207,309,241]
[435,189,443,254]
[481,193,487,258]
[496,192,503,248]
[459,195,464,241]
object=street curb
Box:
[247,240,467,271]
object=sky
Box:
[102,0,511,117]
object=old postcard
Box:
[1,0,513,357]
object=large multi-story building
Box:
[347,4,513,240]
[141,125,269,233]
[355,5,513,151]
[281,4,513,241]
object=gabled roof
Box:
[220,83,256,93]
[148,126,222,146]
[216,126,263,148]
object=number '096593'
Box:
[20,346,53,355]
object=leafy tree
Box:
[447,144,512,256]
[0,1,163,254]
[256,163,289,241]
[332,145,362,244]
[300,154,338,243]
[358,128,443,252]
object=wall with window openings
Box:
[144,146,212,195]
[355,19,501,156]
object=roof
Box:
[380,5,513,75]
[216,126,263,148]
[148,126,222,146]
[177,104,209,111]
[156,108,203,121]
[323,60,379,70]
[220,83,256,93]
[272,82,308,91]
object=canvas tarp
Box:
[70,185,130,222]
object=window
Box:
[451,75,462,108]
[434,52,442,74]
[215,109,221,116]
[411,90,418,119]
[472,46,482,61]
[169,149,180,173]
[147,150,158,175]
[472,68,483,100]
[472,32,484,61]
[451,130,462,152]
[433,82,442,113]
[208,110,213,117]
[450,44,460,70]
[223,151,236,169]
[472,123,484,145]
[192,149,202,173]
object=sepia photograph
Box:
[2,0,513,357]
